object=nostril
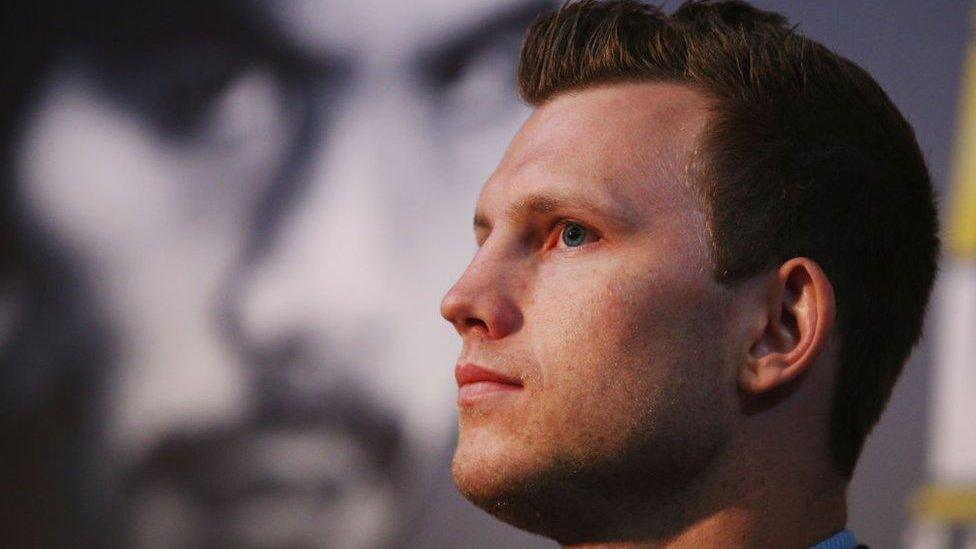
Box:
[440,288,489,335]
[462,316,489,333]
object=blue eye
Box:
[560,223,588,247]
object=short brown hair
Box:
[518,0,939,477]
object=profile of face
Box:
[441,83,747,542]
[11,0,542,546]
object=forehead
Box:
[483,82,711,213]
[267,0,547,57]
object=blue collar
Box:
[809,529,857,549]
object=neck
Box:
[563,440,848,549]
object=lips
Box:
[455,363,523,405]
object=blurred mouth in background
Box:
[128,380,406,548]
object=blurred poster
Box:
[910,3,976,547]
[0,1,544,547]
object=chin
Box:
[450,428,624,544]
[451,425,517,502]
[451,417,728,546]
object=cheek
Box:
[530,256,713,374]
[525,256,730,452]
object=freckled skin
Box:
[441,83,744,543]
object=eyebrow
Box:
[416,0,553,87]
[474,191,637,233]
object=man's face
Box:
[14,0,542,546]
[442,83,741,541]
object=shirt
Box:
[810,529,858,549]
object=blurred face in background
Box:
[13,0,541,546]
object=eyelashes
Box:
[549,220,601,251]
[475,219,603,252]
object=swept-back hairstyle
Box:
[518,0,939,477]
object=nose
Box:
[440,249,523,340]
[226,75,429,388]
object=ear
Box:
[739,257,836,395]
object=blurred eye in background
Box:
[104,44,258,141]
[420,2,544,133]
[84,41,331,145]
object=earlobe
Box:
[739,258,836,396]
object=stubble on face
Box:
[447,83,742,543]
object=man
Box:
[441,1,939,547]
[1,0,543,546]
